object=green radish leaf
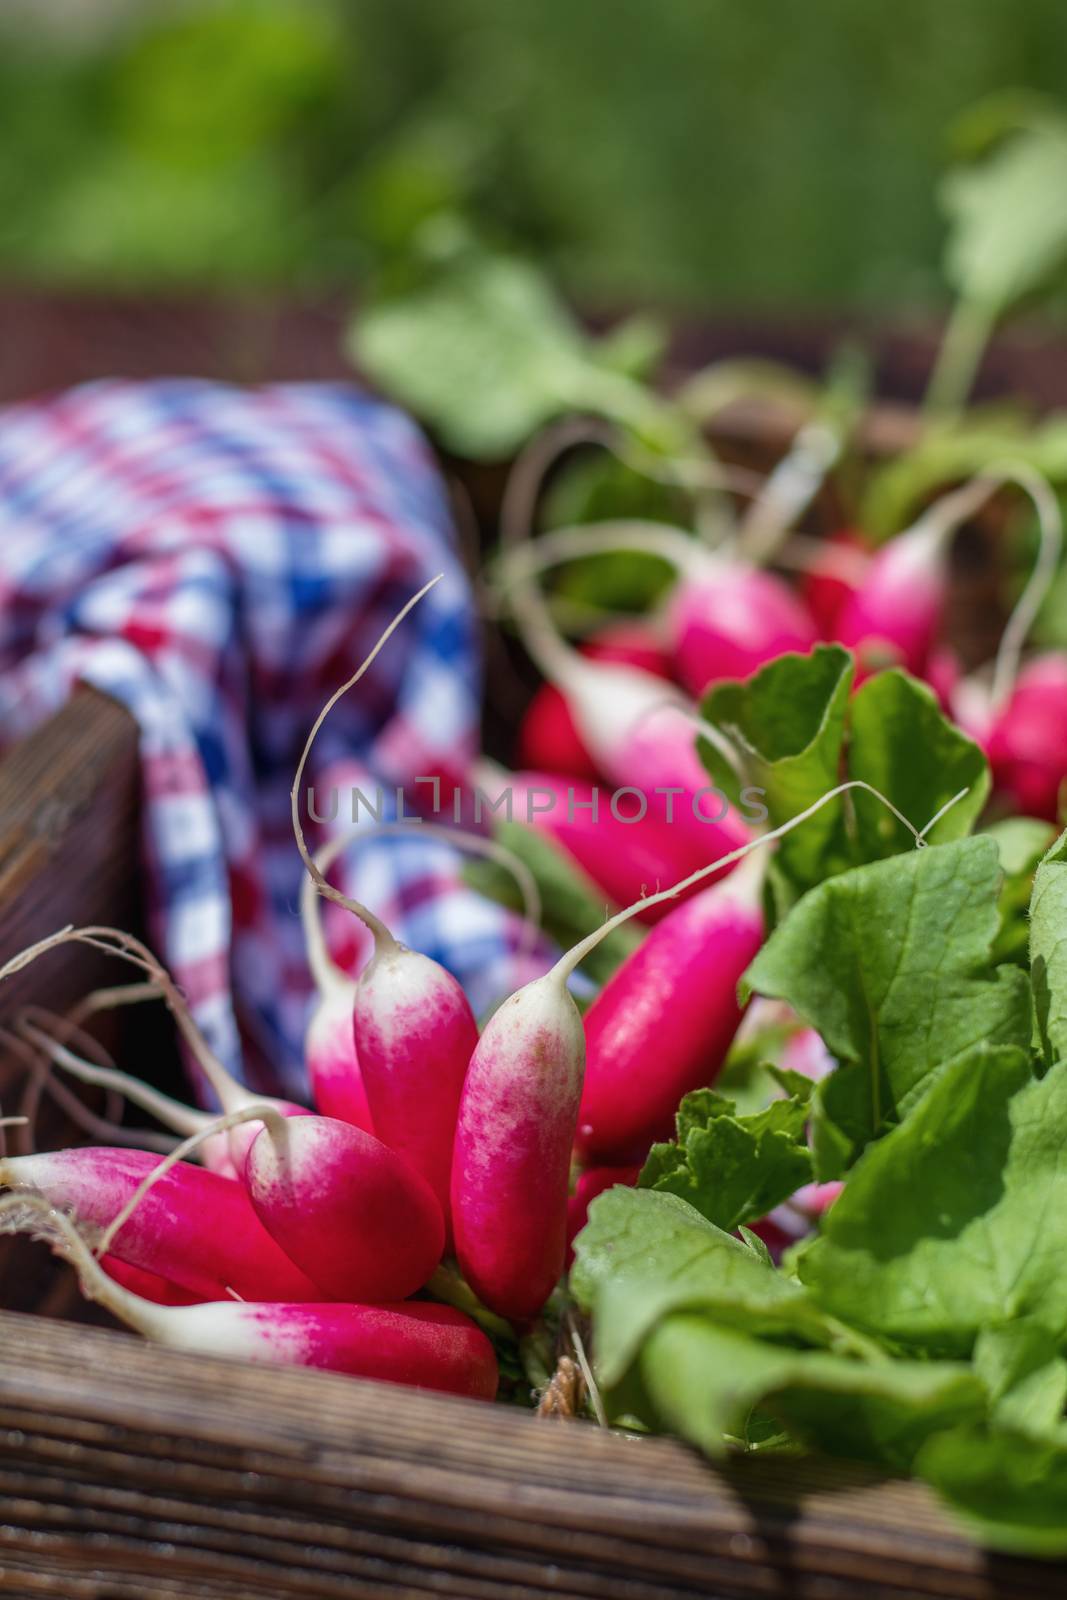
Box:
[1028,826,1067,1067]
[796,1047,1067,1359]
[972,1322,1067,1438]
[743,839,1032,1172]
[941,116,1067,316]
[642,1316,983,1468]
[570,1186,832,1385]
[918,1425,1067,1558]
[700,651,989,900]
[349,240,664,458]
[461,818,642,988]
[638,1086,812,1234]
[701,645,853,894]
[987,817,1056,968]
[846,671,989,860]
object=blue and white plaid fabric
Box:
[0,379,547,1104]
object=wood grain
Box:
[0,685,141,1008]
[0,1304,1053,1600]
[0,686,145,1321]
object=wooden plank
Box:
[0,685,141,1007]
[0,1306,1052,1600]
[0,687,143,1319]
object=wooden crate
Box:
[0,295,1060,1597]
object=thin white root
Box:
[94,1102,288,1259]
[17,1018,207,1137]
[290,577,444,952]
[0,925,236,1109]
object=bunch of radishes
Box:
[2,434,1063,1408]
[491,434,1067,899]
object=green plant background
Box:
[5,0,1067,308]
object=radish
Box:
[241,1113,445,1302]
[517,619,674,779]
[495,526,751,872]
[832,466,1052,682]
[452,776,949,1322]
[87,1096,446,1305]
[0,1194,497,1400]
[0,1145,321,1302]
[986,653,1067,820]
[291,579,481,1223]
[575,849,767,1164]
[4,937,447,1303]
[498,513,815,706]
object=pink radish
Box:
[1,1194,497,1400]
[832,467,1048,682]
[6,943,447,1303]
[575,849,767,1164]
[496,525,752,870]
[986,652,1067,820]
[87,1100,446,1305]
[665,562,817,697]
[517,620,674,779]
[291,579,480,1222]
[832,518,949,678]
[451,777,951,1322]
[0,1146,322,1301]
[241,1113,444,1301]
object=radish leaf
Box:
[643,1317,983,1467]
[638,1085,812,1234]
[743,839,1031,1171]
[798,1046,1067,1357]
[1028,826,1067,1067]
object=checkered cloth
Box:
[0,379,547,1104]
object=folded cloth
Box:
[0,378,544,1104]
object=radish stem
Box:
[290,576,444,952]
[550,780,969,985]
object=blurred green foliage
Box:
[4,0,1067,308]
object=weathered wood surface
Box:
[0,1304,1053,1600]
[0,684,141,1011]
[0,686,143,1322]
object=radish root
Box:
[290,575,443,953]
[0,926,235,1109]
